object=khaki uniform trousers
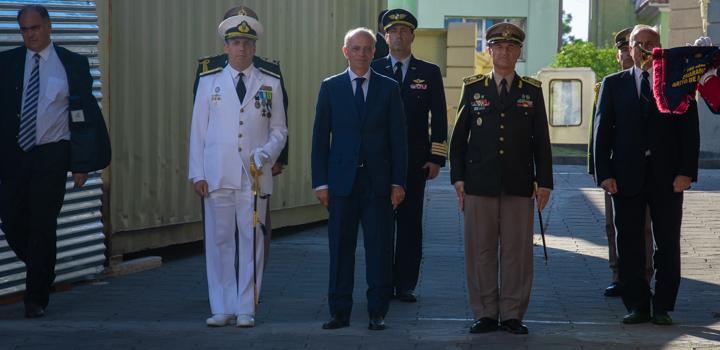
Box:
[464,194,534,321]
[605,193,654,283]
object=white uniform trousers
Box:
[204,175,267,316]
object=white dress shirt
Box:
[633,65,654,99]
[389,54,411,83]
[23,42,70,145]
[347,67,371,101]
[228,63,254,104]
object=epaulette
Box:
[256,55,280,66]
[521,76,542,87]
[258,67,281,79]
[199,67,222,77]
[462,74,487,86]
[593,82,602,105]
[197,53,227,74]
[594,82,601,93]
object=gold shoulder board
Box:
[199,67,222,77]
[462,74,486,86]
[521,76,541,87]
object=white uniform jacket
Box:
[189,64,287,195]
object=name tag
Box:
[71,109,85,122]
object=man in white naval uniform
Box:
[188,13,287,328]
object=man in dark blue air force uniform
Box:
[192,5,289,266]
[371,8,447,303]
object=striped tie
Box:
[19,53,40,151]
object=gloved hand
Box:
[694,36,713,46]
[252,148,270,169]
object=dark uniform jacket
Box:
[371,55,447,167]
[593,69,699,195]
[193,54,290,165]
[449,73,553,197]
[0,45,111,178]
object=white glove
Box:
[700,67,718,85]
[252,148,270,169]
[694,36,713,46]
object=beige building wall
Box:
[96,0,386,254]
[668,0,703,47]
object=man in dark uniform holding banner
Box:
[371,8,447,303]
[193,5,288,267]
[450,22,552,335]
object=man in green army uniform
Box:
[587,27,654,298]
[449,22,552,335]
[193,5,289,267]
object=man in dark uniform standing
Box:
[371,8,447,303]
[373,9,389,60]
[192,5,288,266]
[449,22,552,335]
[588,27,654,298]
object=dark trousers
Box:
[327,167,394,318]
[612,162,683,313]
[0,141,70,308]
[393,162,426,292]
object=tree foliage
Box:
[551,40,618,81]
[561,10,576,45]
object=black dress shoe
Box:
[500,319,528,334]
[604,282,623,297]
[368,316,386,330]
[652,311,673,326]
[396,290,417,303]
[622,310,651,324]
[469,317,498,333]
[24,302,45,319]
[322,315,350,329]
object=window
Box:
[549,79,582,126]
[444,17,527,55]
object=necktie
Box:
[640,70,653,107]
[354,77,366,115]
[500,78,509,105]
[236,72,246,103]
[19,53,40,152]
[393,61,403,85]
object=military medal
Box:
[473,92,481,100]
[476,117,483,126]
[255,95,261,109]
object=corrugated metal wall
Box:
[0,0,106,296]
[103,0,385,238]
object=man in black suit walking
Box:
[0,5,111,318]
[593,25,699,326]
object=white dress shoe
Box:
[206,314,236,327]
[236,314,255,327]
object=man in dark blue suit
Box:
[594,25,699,326]
[371,9,447,303]
[311,27,407,331]
[0,5,111,318]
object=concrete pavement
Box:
[1,165,719,349]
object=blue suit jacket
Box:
[0,44,111,179]
[371,55,447,167]
[593,68,699,195]
[311,69,407,196]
